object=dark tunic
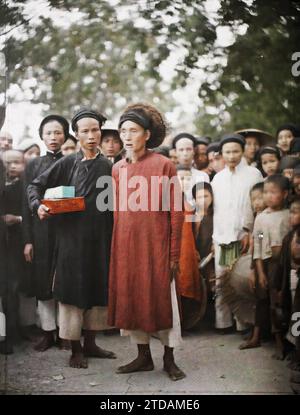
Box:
[2,178,25,339]
[27,150,113,309]
[4,179,25,285]
[23,151,63,300]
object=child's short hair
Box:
[250,182,264,194]
[264,174,290,191]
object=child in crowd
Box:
[176,165,203,330]
[240,175,290,357]
[239,182,266,350]
[0,150,25,354]
[279,156,300,181]
[292,167,300,198]
[278,198,300,367]
[257,146,281,178]
[193,182,215,296]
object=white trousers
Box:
[214,243,250,330]
[58,303,110,341]
[37,299,57,332]
[121,279,182,348]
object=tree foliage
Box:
[1,0,300,137]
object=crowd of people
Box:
[0,105,300,386]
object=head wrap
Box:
[71,108,106,132]
[39,115,69,141]
[118,108,165,148]
[276,123,300,139]
[289,137,300,154]
[195,136,210,146]
[279,155,300,172]
[207,142,220,154]
[118,109,151,131]
[219,133,245,151]
[172,133,197,149]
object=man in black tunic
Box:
[27,108,115,368]
[23,115,69,351]
[0,150,25,354]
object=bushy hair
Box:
[124,103,167,148]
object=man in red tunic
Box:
[108,103,186,381]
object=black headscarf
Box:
[219,133,245,151]
[39,115,69,141]
[276,123,300,139]
[172,133,197,149]
[118,108,164,148]
[71,108,107,132]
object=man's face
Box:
[101,134,122,158]
[222,142,243,169]
[244,136,259,162]
[119,120,149,155]
[194,144,208,170]
[76,118,101,153]
[277,129,294,153]
[42,120,65,152]
[175,138,194,167]
[0,132,13,152]
[2,150,24,179]
[292,174,300,196]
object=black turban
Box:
[219,133,245,151]
[118,108,165,148]
[207,141,220,154]
[118,110,151,131]
[276,123,300,139]
[39,115,69,141]
[172,133,197,149]
[71,108,107,132]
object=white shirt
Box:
[212,160,263,245]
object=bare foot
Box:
[163,360,186,381]
[116,356,154,374]
[239,340,261,350]
[83,345,116,359]
[34,332,55,352]
[56,338,71,350]
[69,352,88,369]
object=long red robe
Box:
[108,151,184,332]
